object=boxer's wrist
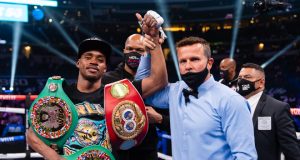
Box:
[153,36,160,44]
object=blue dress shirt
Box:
[146,75,257,160]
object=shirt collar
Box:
[247,91,263,107]
[197,74,215,91]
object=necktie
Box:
[182,88,198,104]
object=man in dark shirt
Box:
[102,33,170,160]
[219,58,238,90]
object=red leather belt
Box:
[105,79,148,150]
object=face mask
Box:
[181,66,208,91]
[237,78,260,96]
[124,52,141,72]
[220,69,229,80]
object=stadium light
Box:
[76,25,123,56]
[3,23,76,65]
[43,8,78,53]
[0,0,58,7]
[164,27,185,32]
[155,0,182,81]
[42,10,123,56]
[10,22,22,92]
[229,0,244,59]
[0,3,28,22]
[22,30,76,65]
[7,23,73,65]
[261,36,300,68]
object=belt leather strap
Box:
[104,79,148,150]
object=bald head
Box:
[219,58,237,81]
[220,58,236,70]
[125,34,142,45]
[124,34,145,54]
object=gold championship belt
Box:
[105,79,148,150]
[28,76,78,150]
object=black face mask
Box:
[124,52,141,72]
[220,69,229,81]
[181,66,208,91]
[237,78,260,96]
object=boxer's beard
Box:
[81,69,101,82]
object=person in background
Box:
[237,62,300,160]
[219,58,238,90]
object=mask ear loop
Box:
[254,78,262,82]
[231,77,238,83]
[253,78,263,90]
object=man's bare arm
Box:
[136,13,168,98]
[26,127,64,160]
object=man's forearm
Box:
[26,128,64,160]
[138,11,168,98]
[142,40,167,98]
[149,38,168,86]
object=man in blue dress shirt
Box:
[141,36,257,160]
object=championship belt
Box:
[104,79,148,150]
[28,76,78,150]
[63,145,115,160]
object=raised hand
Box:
[136,13,159,38]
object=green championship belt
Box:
[62,145,115,160]
[28,76,78,150]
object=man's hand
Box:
[135,11,168,98]
[142,34,157,50]
[136,13,160,38]
[26,127,65,160]
[146,106,163,124]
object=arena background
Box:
[0,0,299,159]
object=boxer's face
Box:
[76,50,107,81]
